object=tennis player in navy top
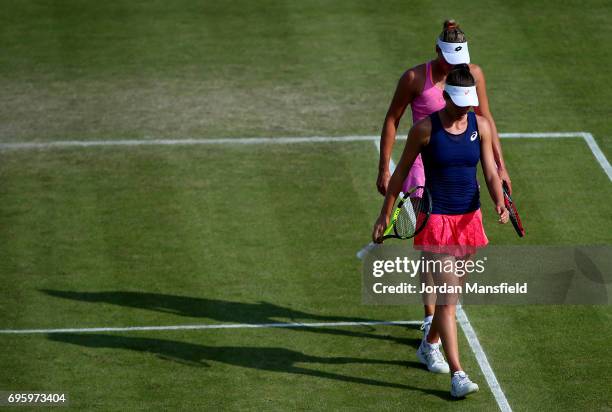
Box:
[372,65,509,398]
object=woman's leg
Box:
[426,253,464,372]
[431,304,461,372]
[420,252,438,340]
[419,252,437,340]
[415,254,449,373]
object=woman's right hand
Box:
[496,205,509,224]
[372,214,390,243]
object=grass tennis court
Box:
[1,0,611,411]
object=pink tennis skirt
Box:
[414,209,488,256]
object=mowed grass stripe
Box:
[1,0,608,156]
[0,142,391,328]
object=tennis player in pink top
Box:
[376,20,513,346]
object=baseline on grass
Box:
[1,130,611,187]
[0,320,423,335]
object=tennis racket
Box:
[502,182,525,237]
[382,185,432,240]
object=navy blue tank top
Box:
[422,111,481,215]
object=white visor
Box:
[444,84,479,107]
[437,38,470,65]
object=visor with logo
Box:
[437,38,470,65]
[444,84,479,107]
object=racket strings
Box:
[395,196,427,237]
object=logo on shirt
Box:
[470,131,479,141]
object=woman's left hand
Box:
[496,205,509,224]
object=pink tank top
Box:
[402,61,446,193]
[411,61,446,123]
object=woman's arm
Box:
[477,115,509,224]
[372,119,430,242]
[470,64,513,194]
[377,67,421,195]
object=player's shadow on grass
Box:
[40,290,420,346]
[47,333,446,397]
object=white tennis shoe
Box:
[451,371,479,397]
[416,340,450,374]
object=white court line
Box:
[582,132,612,182]
[457,305,512,412]
[1,132,608,180]
[0,320,422,335]
[0,135,378,150]
[366,140,512,412]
